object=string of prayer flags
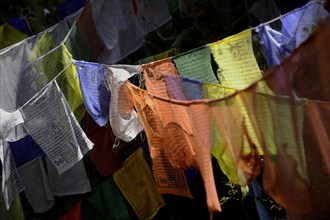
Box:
[209,29,263,89]
[107,65,144,142]
[31,32,63,81]
[76,61,110,127]
[252,16,330,218]
[60,44,86,122]
[20,81,93,175]
[141,60,221,214]
[258,0,329,67]
[125,83,193,198]
[139,59,193,198]
[113,148,166,220]
[173,46,219,85]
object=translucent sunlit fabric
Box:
[209,29,263,89]
[20,81,93,174]
[164,75,204,100]
[76,61,110,126]
[249,16,330,218]
[258,0,329,67]
[163,75,245,185]
[139,58,193,199]
[31,34,86,123]
[113,148,166,220]
[173,46,219,84]
[163,74,261,186]
[141,59,222,214]
[107,65,144,142]
[0,16,72,141]
[31,32,63,80]
[126,84,221,215]
[124,82,193,199]
[131,16,330,218]
[60,44,86,122]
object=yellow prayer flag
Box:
[59,44,86,122]
[209,29,262,89]
[113,148,166,220]
[31,32,63,80]
[0,23,28,49]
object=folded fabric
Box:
[76,61,110,126]
[258,0,329,67]
[113,148,165,220]
[31,30,86,123]
[141,59,222,214]
[0,14,72,141]
[107,65,144,142]
[138,58,193,199]
[82,177,131,220]
[60,44,87,122]
[18,157,55,213]
[126,83,221,215]
[20,81,93,175]
[254,16,330,218]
